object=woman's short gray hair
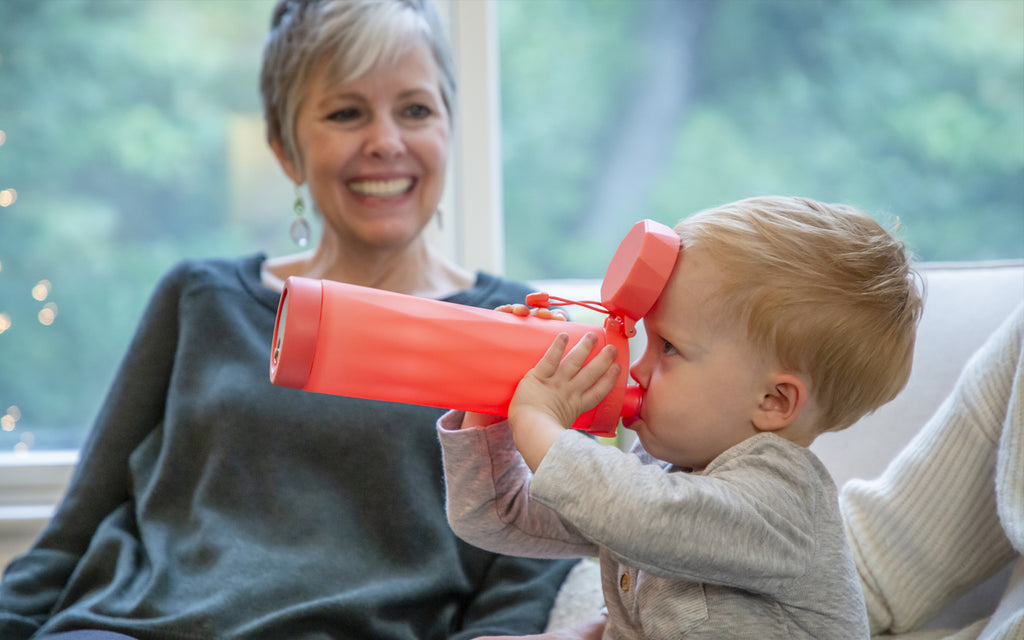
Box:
[260,0,456,177]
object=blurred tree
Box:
[0,0,279,449]
[500,0,1024,280]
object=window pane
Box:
[499,0,1024,280]
[0,0,288,451]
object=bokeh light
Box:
[32,280,51,301]
[39,302,58,326]
[1,406,19,432]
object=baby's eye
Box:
[661,340,678,356]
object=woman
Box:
[0,1,573,638]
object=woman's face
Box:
[283,41,450,253]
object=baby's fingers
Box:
[571,341,618,388]
[561,332,604,371]
[579,358,622,410]
[532,332,571,377]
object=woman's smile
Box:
[347,176,415,199]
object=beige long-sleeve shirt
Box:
[841,305,1024,639]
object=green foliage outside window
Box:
[500,0,1024,280]
[0,0,281,450]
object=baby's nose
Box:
[628,359,648,388]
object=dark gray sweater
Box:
[0,254,573,640]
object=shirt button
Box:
[620,573,631,592]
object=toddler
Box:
[438,196,923,639]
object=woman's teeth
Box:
[348,178,413,197]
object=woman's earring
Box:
[290,187,311,248]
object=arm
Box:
[0,266,184,639]
[439,412,598,558]
[442,300,587,638]
[439,331,618,556]
[480,329,822,590]
[531,432,824,591]
[840,305,1023,634]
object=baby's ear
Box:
[752,374,808,432]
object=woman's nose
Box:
[364,116,403,160]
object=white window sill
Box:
[0,451,76,535]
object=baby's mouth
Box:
[348,177,414,198]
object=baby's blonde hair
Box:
[676,196,924,432]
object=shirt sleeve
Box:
[840,305,1023,635]
[438,411,598,559]
[0,264,185,639]
[531,430,823,593]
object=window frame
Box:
[441,0,506,275]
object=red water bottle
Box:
[269,220,678,437]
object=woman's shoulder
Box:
[150,253,272,306]
[154,253,264,290]
[160,253,264,282]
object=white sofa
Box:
[545,260,1024,634]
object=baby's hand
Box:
[495,303,568,321]
[508,332,619,470]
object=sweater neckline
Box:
[238,252,498,312]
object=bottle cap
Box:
[600,219,679,335]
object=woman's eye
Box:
[403,103,433,119]
[327,107,360,122]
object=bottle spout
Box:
[620,384,643,429]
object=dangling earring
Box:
[434,206,444,231]
[290,186,311,248]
